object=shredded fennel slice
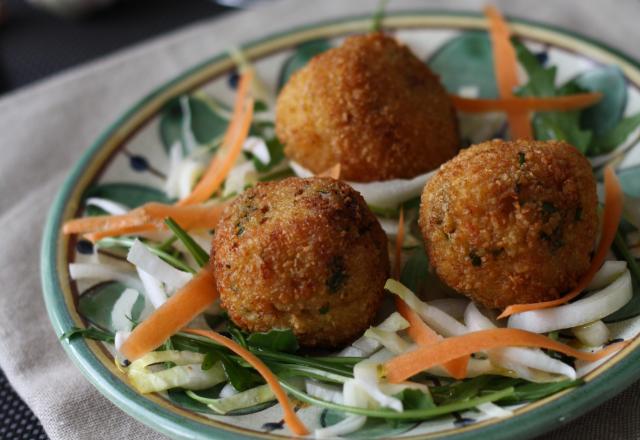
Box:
[289,160,435,209]
[340,312,409,357]
[110,288,139,332]
[165,142,183,199]
[465,302,576,381]
[508,270,632,333]
[114,330,131,352]
[179,95,199,154]
[353,361,403,412]
[385,279,468,336]
[586,260,627,291]
[219,383,239,399]
[305,380,343,404]
[223,160,257,197]
[68,262,142,291]
[85,197,128,215]
[127,239,192,292]
[128,350,225,394]
[315,380,368,439]
[571,320,610,347]
[243,136,271,165]
[477,402,512,418]
[363,328,413,355]
[177,159,205,200]
[315,414,367,439]
[136,267,167,308]
[187,384,275,414]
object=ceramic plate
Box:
[42,11,640,440]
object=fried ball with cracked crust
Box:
[419,139,598,309]
[211,177,389,347]
[275,33,459,182]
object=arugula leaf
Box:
[164,217,209,268]
[204,312,228,330]
[497,379,583,404]
[61,327,115,343]
[201,350,221,371]
[226,321,249,348]
[400,246,430,293]
[591,112,640,155]
[220,353,264,391]
[252,137,285,173]
[253,100,268,113]
[513,40,592,152]
[394,388,435,410]
[247,329,300,353]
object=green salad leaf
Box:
[219,353,264,392]
[514,39,640,156]
[400,246,430,293]
[247,328,300,353]
[61,326,115,343]
[394,388,436,411]
[514,40,592,152]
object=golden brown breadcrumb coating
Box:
[419,139,598,309]
[211,177,389,347]
[275,32,459,182]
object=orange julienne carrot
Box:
[120,269,218,361]
[484,5,533,139]
[85,224,157,243]
[394,297,469,379]
[178,72,254,206]
[384,328,628,383]
[499,166,623,318]
[392,221,469,379]
[450,93,603,113]
[318,163,341,179]
[183,328,309,436]
[65,202,229,242]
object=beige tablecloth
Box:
[1,0,639,438]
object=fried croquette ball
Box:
[419,139,598,309]
[212,177,390,347]
[275,33,459,182]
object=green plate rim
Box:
[41,10,640,440]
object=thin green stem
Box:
[164,217,209,267]
[280,381,514,420]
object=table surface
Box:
[0,1,232,437]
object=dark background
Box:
[0,0,234,95]
[0,1,233,437]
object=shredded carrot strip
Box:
[223,69,253,146]
[484,6,532,139]
[85,224,157,243]
[63,213,149,235]
[318,163,341,179]
[393,209,469,377]
[450,93,603,113]
[178,73,254,206]
[65,202,228,242]
[183,328,309,436]
[384,328,628,383]
[394,297,469,379]
[394,207,405,280]
[120,269,218,361]
[499,166,623,318]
